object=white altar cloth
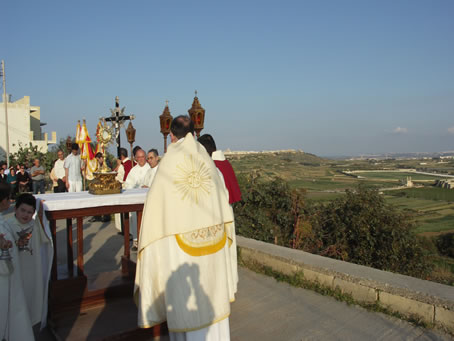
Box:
[35,188,149,212]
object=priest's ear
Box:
[170,132,178,144]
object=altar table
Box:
[35,188,148,281]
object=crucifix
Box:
[103,96,135,157]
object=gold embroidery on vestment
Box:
[175,224,226,256]
[174,155,211,204]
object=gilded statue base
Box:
[89,172,122,195]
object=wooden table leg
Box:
[123,213,130,259]
[50,219,58,281]
[77,217,84,276]
[122,213,130,276]
[66,218,74,277]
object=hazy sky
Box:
[3,0,453,156]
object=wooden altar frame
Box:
[39,200,166,338]
[44,203,144,281]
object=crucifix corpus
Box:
[103,96,135,158]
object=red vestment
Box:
[122,159,133,181]
[214,159,242,204]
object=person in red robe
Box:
[198,134,241,204]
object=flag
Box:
[77,120,97,180]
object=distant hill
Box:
[227,150,327,182]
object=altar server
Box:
[0,185,35,340]
[64,143,84,192]
[135,116,235,340]
[2,193,53,337]
[123,149,150,249]
[198,134,242,295]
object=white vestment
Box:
[135,134,235,339]
[122,163,150,240]
[143,165,158,188]
[3,215,53,328]
[0,221,35,341]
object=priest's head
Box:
[135,149,147,167]
[0,183,11,212]
[170,115,194,143]
[15,193,36,225]
[147,149,159,168]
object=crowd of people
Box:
[0,115,242,340]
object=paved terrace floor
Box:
[44,217,452,340]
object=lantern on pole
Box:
[159,101,173,153]
[188,90,205,138]
[125,121,136,162]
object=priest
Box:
[142,148,159,188]
[123,149,150,250]
[135,116,236,340]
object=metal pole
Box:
[1,60,10,168]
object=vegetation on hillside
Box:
[233,172,454,284]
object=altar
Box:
[36,188,148,280]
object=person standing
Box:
[0,167,6,183]
[2,193,53,339]
[52,150,67,193]
[64,143,84,192]
[135,116,235,339]
[198,134,242,295]
[16,165,31,194]
[142,149,159,188]
[114,148,134,235]
[123,149,150,250]
[31,158,46,194]
[0,184,36,341]
[114,148,133,184]
[6,168,17,200]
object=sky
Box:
[2,0,454,157]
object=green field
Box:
[229,152,454,235]
[354,171,442,181]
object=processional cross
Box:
[103,96,135,157]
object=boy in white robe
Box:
[2,193,53,338]
[0,184,35,340]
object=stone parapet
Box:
[237,236,454,333]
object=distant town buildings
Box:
[224,149,303,156]
[0,94,56,159]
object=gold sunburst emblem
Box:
[174,155,211,204]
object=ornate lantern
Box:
[65,136,73,154]
[188,90,205,138]
[159,101,173,153]
[125,121,136,162]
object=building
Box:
[0,94,56,159]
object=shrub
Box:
[436,233,454,258]
[233,173,305,246]
[306,185,434,278]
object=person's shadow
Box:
[161,263,215,337]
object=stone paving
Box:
[46,218,453,340]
